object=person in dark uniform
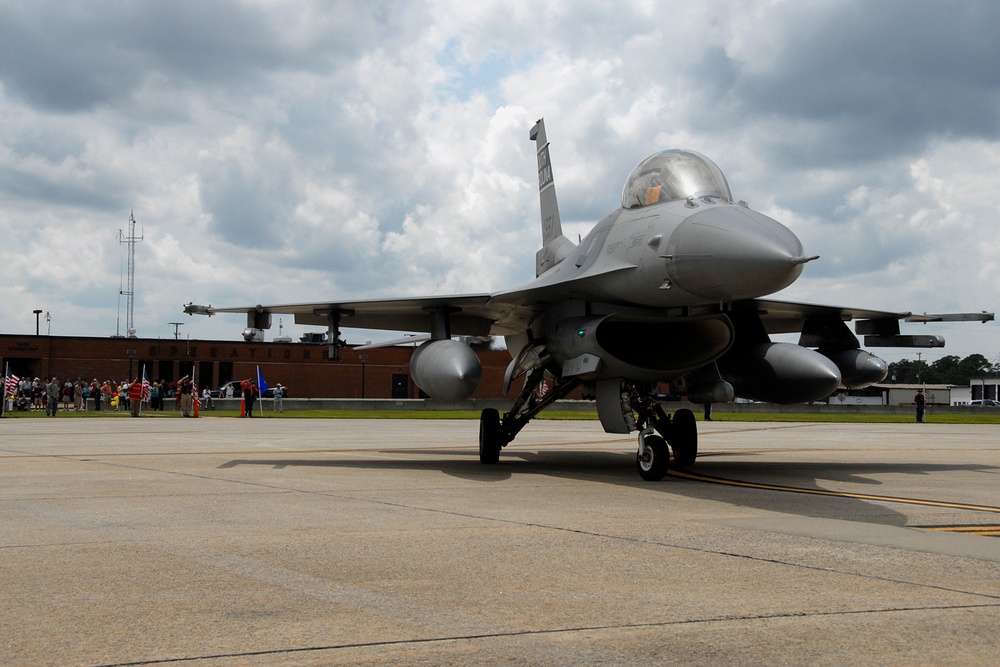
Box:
[243,380,258,417]
[914,389,926,423]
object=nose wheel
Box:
[636,433,668,481]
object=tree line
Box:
[886,354,997,385]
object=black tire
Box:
[479,408,502,464]
[670,408,698,466]
[637,434,668,481]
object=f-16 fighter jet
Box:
[186,119,992,480]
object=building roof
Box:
[873,383,957,390]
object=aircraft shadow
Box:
[218,449,999,527]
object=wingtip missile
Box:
[184,303,213,316]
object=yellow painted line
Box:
[667,469,1000,515]
[920,525,1000,536]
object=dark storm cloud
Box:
[0,1,415,112]
[691,1,1000,167]
[198,154,293,248]
[0,165,123,210]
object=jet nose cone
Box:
[664,205,811,300]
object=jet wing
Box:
[752,298,994,347]
[184,293,537,338]
[753,298,912,334]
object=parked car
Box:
[967,399,1000,407]
[210,380,284,399]
[210,381,242,399]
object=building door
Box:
[391,374,409,399]
[198,361,214,391]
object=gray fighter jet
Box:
[185,119,993,480]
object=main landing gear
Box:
[479,407,503,464]
[479,369,582,465]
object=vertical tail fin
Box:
[530,118,575,277]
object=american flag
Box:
[3,363,18,398]
[140,366,152,403]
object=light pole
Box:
[33,309,42,336]
[359,354,368,399]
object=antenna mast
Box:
[117,211,143,338]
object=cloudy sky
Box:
[1,0,997,363]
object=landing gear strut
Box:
[628,383,699,480]
[477,370,582,465]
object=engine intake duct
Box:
[547,313,734,381]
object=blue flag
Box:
[256,366,268,395]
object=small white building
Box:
[831,384,957,405]
[875,384,955,406]
[950,377,1000,405]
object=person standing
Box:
[244,380,258,417]
[101,380,113,411]
[914,388,927,423]
[118,381,129,412]
[273,383,284,413]
[178,376,193,417]
[62,380,73,411]
[46,377,60,416]
[32,378,43,410]
[129,377,143,417]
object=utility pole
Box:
[117,211,143,338]
[168,322,184,340]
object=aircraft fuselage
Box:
[499,197,811,312]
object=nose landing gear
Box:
[633,387,699,480]
[637,431,669,481]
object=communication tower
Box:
[117,211,143,338]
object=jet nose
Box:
[663,205,814,300]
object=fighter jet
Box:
[185,119,993,480]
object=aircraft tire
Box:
[479,408,502,464]
[637,434,668,481]
[670,408,698,466]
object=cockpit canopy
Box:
[622,149,732,209]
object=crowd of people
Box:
[3,376,286,416]
[3,376,173,415]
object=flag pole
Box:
[256,365,269,414]
[257,365,263,414]
[192,366,199,418]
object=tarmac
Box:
[2,416,999,666]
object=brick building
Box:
[0,334,514,400]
